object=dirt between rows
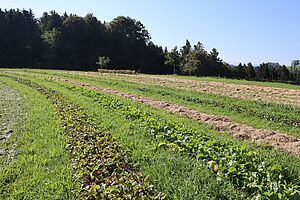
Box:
[52,77,300,156]
[67,71,300,107]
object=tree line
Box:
[0,9,169,73]
[230,62,300,84]
[0,9,299,84]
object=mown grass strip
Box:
[0,81,22,139]
[58,82,300,199]
[0,81,22,168]
[4,75,162,199]
[0,77,74,199]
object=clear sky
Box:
[1,0,299,65]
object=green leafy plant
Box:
[64,84,300,199]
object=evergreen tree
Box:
[243,62,256,80]
[257,63,270,80]
[180,39,192,58]
[236,63,245,79]
[165,47,183,74]
[273,65,290,82]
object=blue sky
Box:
[1,0,299,65]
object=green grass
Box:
[10,72,251,199]
[2,69,300,199]
[0,77,74,199]
[11,72,300,199]
[24,69,300,138]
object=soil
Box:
[52,77,300,156]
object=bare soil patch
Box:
[52,77,300,156]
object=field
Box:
[1,69,300,199]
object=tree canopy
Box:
[0,9,299,84]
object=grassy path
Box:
[0,81,22,166]
[0,81,22,139]
[0,77,74,199]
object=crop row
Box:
[5,75,162,199]
[36,71,300,129]
[60,82,300,199]
[142,87,300,127]
[101,76,300,128]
